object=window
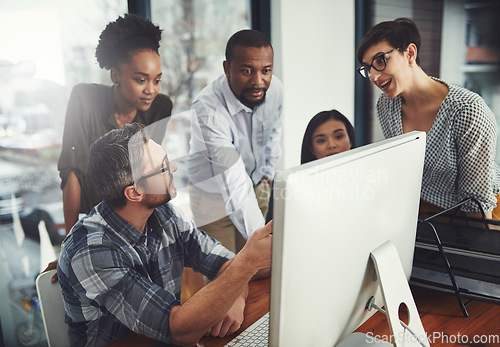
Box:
[0,1,252,344]
[0,1,126,345]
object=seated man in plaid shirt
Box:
[57,122,272,347]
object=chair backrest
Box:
[35,269,70,347]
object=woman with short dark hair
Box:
[356,17,500,219]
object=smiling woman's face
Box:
[361,40,409,99]
[112,50,162,112]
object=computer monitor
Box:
[270,131,426,346]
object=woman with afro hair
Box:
[57,14,173,235]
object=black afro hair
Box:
[95,13,162,70]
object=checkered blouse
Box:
[377,77,500,212]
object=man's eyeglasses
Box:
[357,48,400,79]
[135,154,170,184]
[128,128,171,187]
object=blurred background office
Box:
[0,0,498,346]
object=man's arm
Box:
[205,261,271,337]
[204,261,249,338]
[190,103,265,238]
[169,222,272,346]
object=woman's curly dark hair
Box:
[95,13,163,70]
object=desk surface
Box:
[107,278,500,347]
[356,285,500,346]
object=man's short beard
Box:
[240,89,267,108]
[141,179,176,209]
[142,193,171,209]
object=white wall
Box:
[271,0,356,170]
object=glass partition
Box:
[151,0,251,215]
[0,1,126,345]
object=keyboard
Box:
[225,312,269,346]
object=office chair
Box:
[35,269,70,347]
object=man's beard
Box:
[240,88,267,108]
[141,177,177,209]
[142,193,171,209]
[142,182,176,209]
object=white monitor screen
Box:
[270,131,426,346]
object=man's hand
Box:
[42,259,59,283]
[238,220,273,275]
[206,295,245,337]
[169,222,272,345]
[262,176,272,185]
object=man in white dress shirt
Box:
[188,29,283,252]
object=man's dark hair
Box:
[356,18,421,66]
[95,13,163,70]
[301,109,356,164]
[225,29,272,63]
[88,123,146,209]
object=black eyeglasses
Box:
[357,48,400,79]
[128,128,171,186]
[135,154,170,184]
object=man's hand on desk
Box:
[206,295,245,337]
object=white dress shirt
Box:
[188,74,283,238]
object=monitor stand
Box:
[338,241,430,347]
